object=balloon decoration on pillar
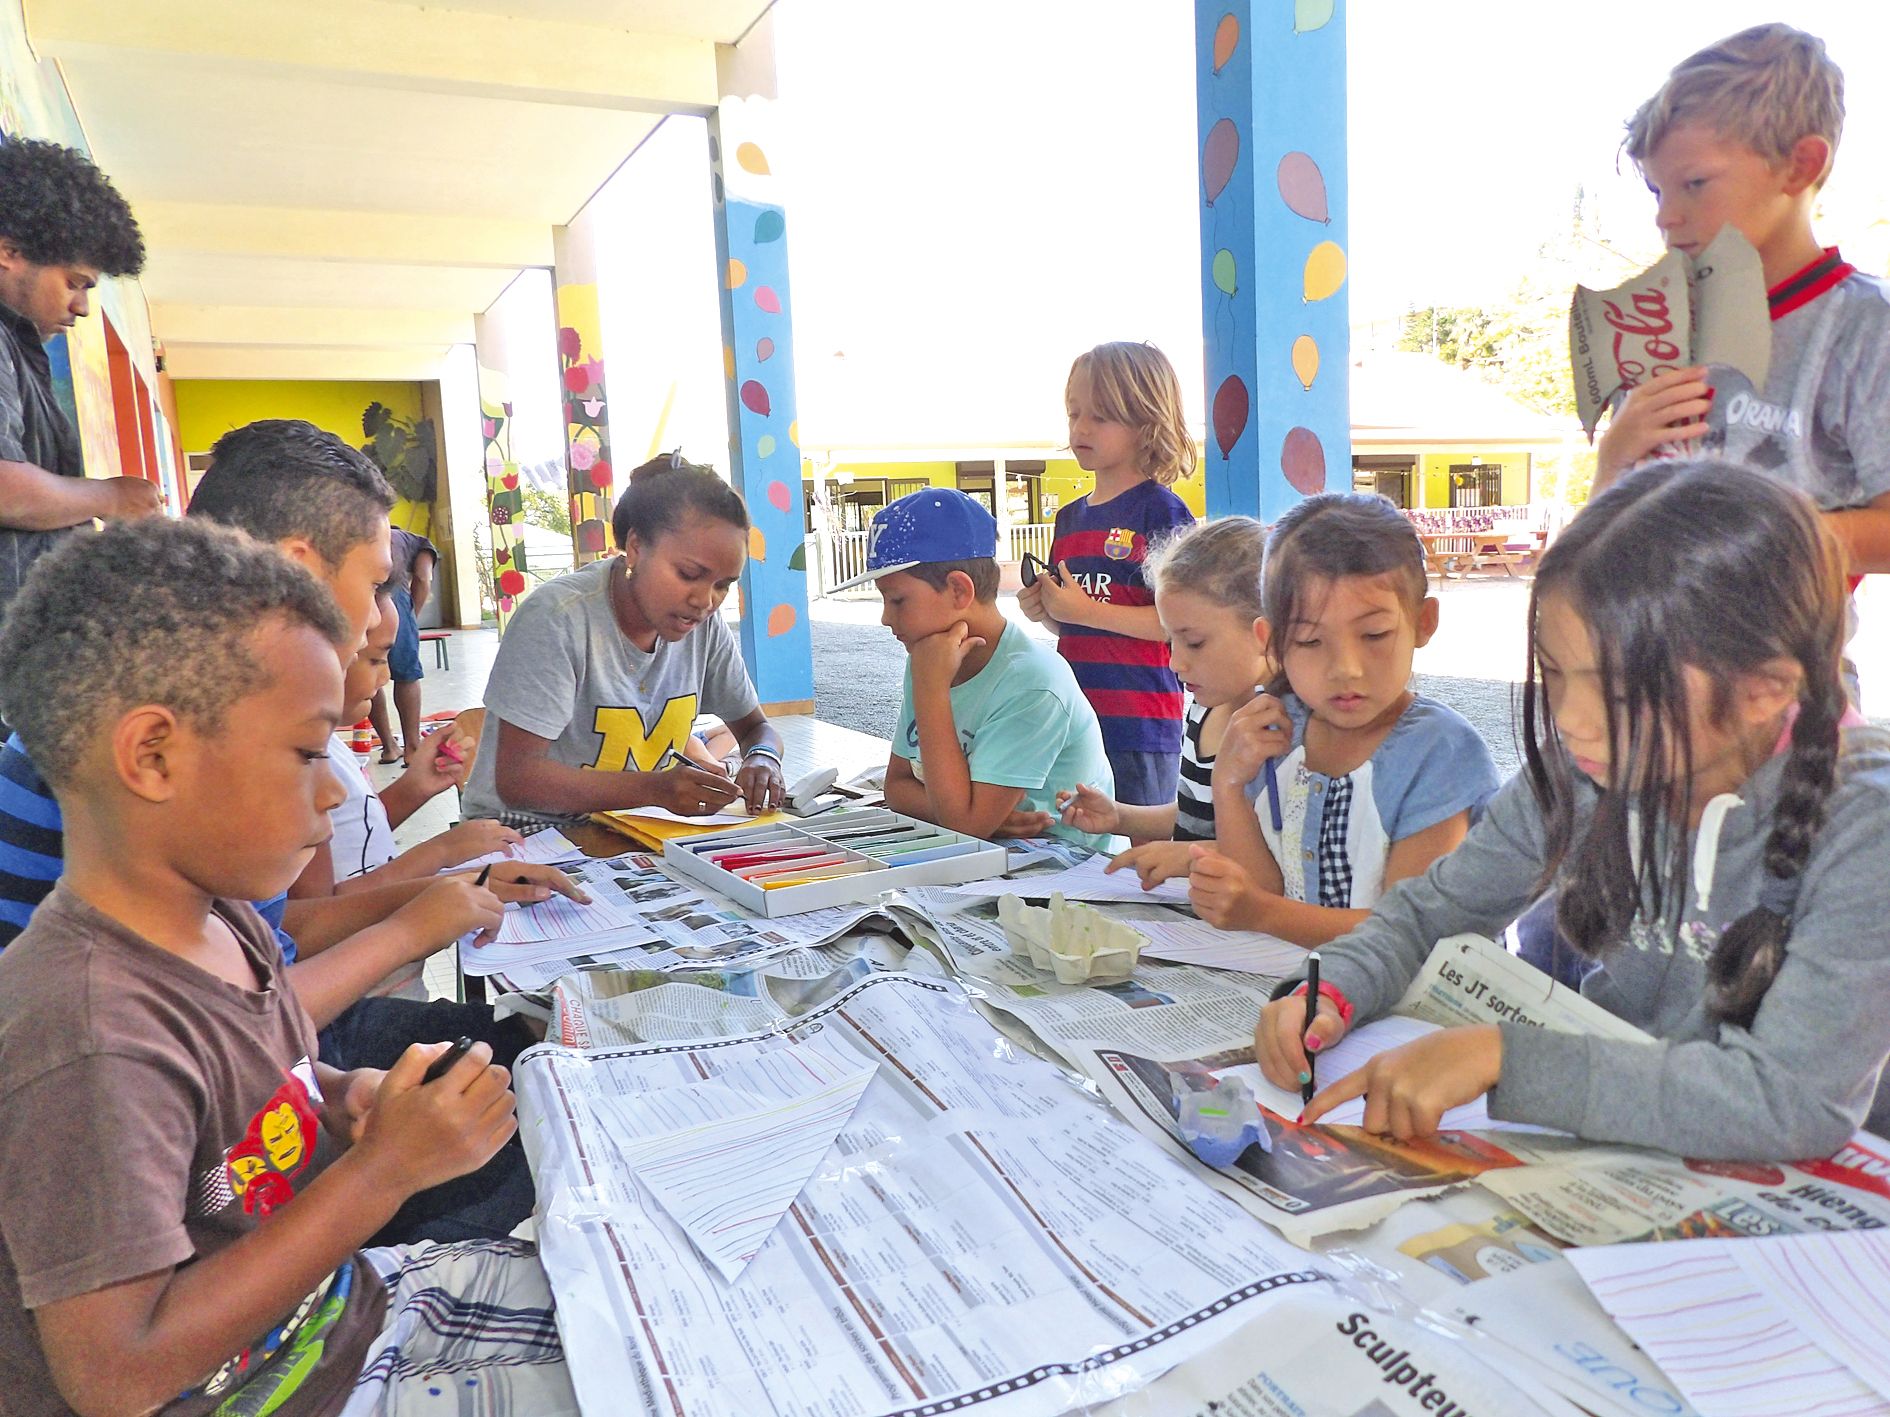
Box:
[1281,427,1327,494]
[1212,12,1240,73]
[1302,241,1347,302]
[753,210,785,243]
[1276,152,1329,223]
[1212,375,1250,460]
[1291,335,1320,391]
[1202,119,1239,206]
[1294,0,1335,34]
[1211,248,1238,296]
[740,381,771,417]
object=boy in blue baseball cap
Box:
[836,488,1114,849]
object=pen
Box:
[1264,758,1282,832]
[1301,951,1321,1106]
[423,1036,475,1084]
[474,865,493,887]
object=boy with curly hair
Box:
[0,139,160,629]
[0,519,572,1414]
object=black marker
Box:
[474,865,493,888]
[423,1036,476,1084]
[1301,952,1321,1106]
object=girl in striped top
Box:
[1057,518,1268,887]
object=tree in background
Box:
[360,401,439,533]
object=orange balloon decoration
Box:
[1212,13,1240,74]
[1291,335,1320,391]
[766,603,797,637]
[748,526,767,562]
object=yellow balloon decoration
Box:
[736,142,771,175]
[726,258,747,289]
[1291,335,1319,390]
[723,345,736,380]
[1302,241,1347,303]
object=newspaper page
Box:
[516,973,1336,1417]
[1393,933,1651,1041]
[1079,1291,1579,1416]
[550,935,908,1047]
[466,851,886,980]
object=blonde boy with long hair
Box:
[1020,341,1198,815]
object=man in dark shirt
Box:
[368,525,439,761]
[0,139,161,626]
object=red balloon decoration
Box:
[1212,375,1249,460]
[740,381,771,417]
[1281,427,1327,494]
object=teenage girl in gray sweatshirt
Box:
[1255,461,1890,1161]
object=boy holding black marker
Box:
[836,488,1114,851]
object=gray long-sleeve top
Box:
[1296,728,1890,1161]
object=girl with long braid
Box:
[1252,461,1890,1160]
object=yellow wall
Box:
[1415,452,1531,510]
[173,378,435,532]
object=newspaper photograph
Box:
[517,972,1335,1417]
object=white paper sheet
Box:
[1571,1233,1890,1415]
[946,853,1190,907]
[1134,917,1305,976]
[453,827,587,873]
[595,1040,878,1282]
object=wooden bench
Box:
[418,630,450,670]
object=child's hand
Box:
[990,805,1054,838]
[1188,844,1268,929]
[407,726,475,795]
[734,754,786,813]
[354,1041,518,1197]
[1214,694,1291,786]
[322,1067,387,1146]
[430,819,523,869]
[1016,578,1050,625]
[395,876,506,952]
[1253,991,1349,1092]
[456,862,590,907]
[1301,1025,1502,1140]
[1035,561,1092,624]
[909,621,986,689]
[1596,367,1712,483]
[645,764,742,816]
[1105,840,1193,889]
[1055,782,1119,834]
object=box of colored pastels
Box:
[660,807,1008,916]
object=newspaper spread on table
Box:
[517,972,1336,1417]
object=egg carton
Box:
[997,892,1147,984]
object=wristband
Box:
[742,744,784,765]
[1288,980,1354,1025]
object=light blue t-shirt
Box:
[1245,692,1499,909]
[893,622,1114,850]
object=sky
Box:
[770,0,1890,437]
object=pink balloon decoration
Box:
[1203,119,1239,207]
[1212,375,1249,460]
[754,286,781,314]
[1281,427,1327,494]
[1276,151,1329,224]
[756,336,775,362]
[740,380,771,416]
[767,480,792,513]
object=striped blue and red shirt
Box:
[1048,480,1195,756]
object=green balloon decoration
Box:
[1211,248,1238,295]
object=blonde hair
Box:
[1624,24,1844,185]
[1143,517,1264,622]
[1066,341,1196,487]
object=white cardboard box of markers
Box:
[661,807,1008,916]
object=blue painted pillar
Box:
[1195,0,1351,521]
[708,20,815,712]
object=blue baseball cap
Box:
[832,488,998,591]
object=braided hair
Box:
[1522,461,1848,1027]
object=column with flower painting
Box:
[472,309,529,633]
[708,35,815,713]
[1195,0,1350,521]
[553,211,616,567]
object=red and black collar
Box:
[1769,246,1854,321]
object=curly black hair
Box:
[0,519,348,787]
[0,138,144,275]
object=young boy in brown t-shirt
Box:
[0,521,572,1415]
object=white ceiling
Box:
[30,0,774,380]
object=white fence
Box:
[1402,503,1544,534]
[1008,523,1054,564]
